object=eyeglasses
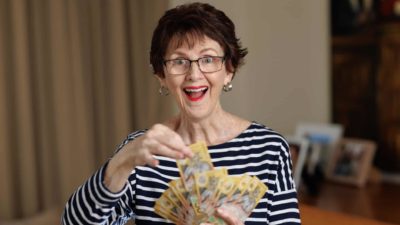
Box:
[163,56,225,75]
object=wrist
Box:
[104,150,133,193]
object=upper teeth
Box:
[185,87,207,93]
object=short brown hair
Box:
[150,2,248,78]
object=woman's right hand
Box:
[104,123,193,192]
[127,123,193,167]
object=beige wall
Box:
[169,0,330,135]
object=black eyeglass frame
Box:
[163,56,226,75]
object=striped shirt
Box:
[62,122,301,224]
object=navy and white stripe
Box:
[62,122,301,224]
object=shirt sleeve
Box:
[62,132,144,225]
[267,142,301,225]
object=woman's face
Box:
[159,36,233,121]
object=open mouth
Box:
[183,86,208,101]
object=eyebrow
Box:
[199,48,219,54]
[169,48,220,58]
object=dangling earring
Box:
[223,82,233,92]
[159,86,169,96]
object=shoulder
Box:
[225,121,290,160]
[246,122,289,146]
[246,122,291,159]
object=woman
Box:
[62,2,301,225]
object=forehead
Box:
[166,33,223,56]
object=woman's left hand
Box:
[200,208,244,225]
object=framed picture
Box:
[285,136,310,189]
[326,138,376,187]
[294,122,343,175]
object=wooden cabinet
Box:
[376,24,400,172]
[332,35,378,141]
[331,23,400,172]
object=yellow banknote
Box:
[176,141,214,191]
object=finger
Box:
[216,208,243,225]
[144,152,159,167]
[151,124,193,157]
[153,144,185,160]
[160,129,193,157]
[166,134,193,158]
[141,136,185,160]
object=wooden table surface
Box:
[300,204,397,225]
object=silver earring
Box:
[223,82,233,92]
[159,86,169,96]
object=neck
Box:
[172,108,237,146]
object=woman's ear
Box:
[225,61,235,82]
[156,74,166,87]
[224,71,234,84]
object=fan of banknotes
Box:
[155,141,268,225]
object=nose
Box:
[186,61,204,81]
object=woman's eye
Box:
[202,57,214,64]
[173,59,187,65]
